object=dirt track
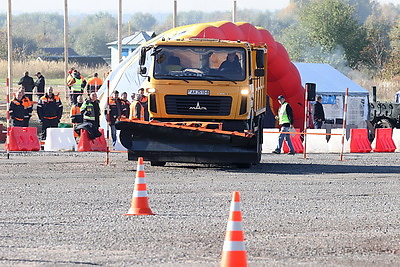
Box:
[0,151,400,266]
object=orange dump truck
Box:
[116,38,267,167]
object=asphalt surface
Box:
[1,151,400,266]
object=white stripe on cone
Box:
[222,241,246,252]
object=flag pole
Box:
[339,88,349,161]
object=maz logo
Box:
[189,102,207,110]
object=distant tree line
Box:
[0,0,399,79]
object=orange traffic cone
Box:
[124,157,155,215]
[220,191,247,267]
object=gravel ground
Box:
[0,151,400,266]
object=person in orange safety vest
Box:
[129,92,145,121]
[9,88,33,127]
[37,87,63,140]
[86,73,103,94]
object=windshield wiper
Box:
[206,75,237,84]
[155,74,189,83]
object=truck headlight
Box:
[148,88,156,93]
[241,89,249,95]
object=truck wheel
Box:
[151,161,166,166]
[376,118,394,128]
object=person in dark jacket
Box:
[105,90,122,146]
[272,95,295,155]
[137,88,149,121]
[313,96,325,129]
[9,88,33,127]
[37,87,63,140]
[81,92,101,129]
[34,72,46,100]
[17,71,35,101]
[219,52,242,74]
[120,92,131,119]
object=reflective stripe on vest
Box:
[81,101,95,121]
[72,78,83,91]
[278,102,290,125]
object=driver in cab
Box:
[219,52,242,74]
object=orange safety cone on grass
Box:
[221,191,247,267]
[124,157,154,216]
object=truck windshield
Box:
[153,45,246,81]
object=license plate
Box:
[187,89,210,95]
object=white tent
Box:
[294,63,370,128]
[97,25,195,129]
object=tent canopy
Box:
[293,63,369,96]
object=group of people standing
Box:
[10,83,63,140]
[17,71,45,101]
[10,68,150,145]
[106,88,149,146]
[11,71,62,140]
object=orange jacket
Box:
[87,77,103,86]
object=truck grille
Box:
[165,95,232,116]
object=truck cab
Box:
[140,39,266,132]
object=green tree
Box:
[384,19,400,77]
[360,15,391,73]
[299,0,368,68]
[70,12,117,56]
[128,12,157,31]
[279,24,348,70]
[345,0,376,23]
[13,36,38,60]
[13,13,64,48]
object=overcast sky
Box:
[0,0,399,14]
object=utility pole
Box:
[232,0,237,23]
[118,0,122,63]
[7,0,12,91]
[64,0,69,102]
[173,0,177,28]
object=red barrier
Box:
[373,128,396,152]
[4,127,40,151]
[283,128,304,153]
[77,129,107,152]
[350,129,371,153]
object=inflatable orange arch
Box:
[160,21,305,129]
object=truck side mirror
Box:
[256,50,264,69]
[138,66,147,75]
[139,47,147,66]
